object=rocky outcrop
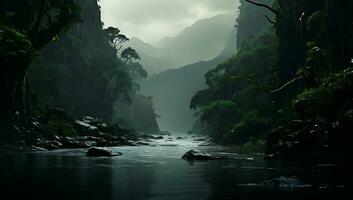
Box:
[86,147,122,157]
[182,149,222,161]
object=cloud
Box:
[99,0,238,45]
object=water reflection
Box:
[111,159,156,199]
[199,156,353,200]
[1,136,353,200]
[0,151,118,200]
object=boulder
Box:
[31,146,48,151]
[155,136,164,140]
[182,149,222,161]
[193,138,209,142]
[35,138,62,150]
[86,147,122,157]
[62,137,89,148]
[112,136,130,145]
[134,141,150,146]
[75,120,98,133]
[140,134,156,140]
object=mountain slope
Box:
[158,13,236,65]
[140,30,237,132]
[127,13,236,75]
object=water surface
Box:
[1,135,352,200]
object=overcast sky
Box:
[99,0,239,45]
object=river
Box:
[0,135,352,200]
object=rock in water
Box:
[182,149,221,160]
[262,177,312,189]
[238,176,312,189]
[86,147,122,157]
[155,136,164,140]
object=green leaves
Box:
[103,26,129,51]
[121,47,141,64]
[0,26,34,60]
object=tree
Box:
[128,62,148,80]
[103,26,129,52]
[0,0,81,140]
[121,47,141,64]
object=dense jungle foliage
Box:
[191,0,353,160]
[0,0,159,146]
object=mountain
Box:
[128,37,160,57]
[140,31,237,132]
[157,13,236,66]
[127,37,177,75]
[127,13,236,75]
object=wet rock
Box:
[262,177,312,189]
[30,119,41,129]
[134,141,150,146]
[35,138,62,150]
[140,134,156,140]
[112,136,130,145]
[193,138,209,142]
[31,146,48,151]
[264,154,276,160]
[155,136,164,140]
[82,116,96,123]
[198,142,211,146]
[239,177,312,189]
[62,137,89,148]
[182,149,222,161]
[139,134,164,140]
[75,120,98,133]
[86,147,122,157]
[160,144,178,147]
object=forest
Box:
[1,0,160,150]
[1,0,353,199]
[191,0,353,161]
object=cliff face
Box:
[236,0,272,48]
[29,0,160,133]
[30,0,115,120]
[114,95,160,133]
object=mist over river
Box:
[1,135,352,200]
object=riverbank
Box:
[0,108,171,153]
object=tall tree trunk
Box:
[0,59,31,143]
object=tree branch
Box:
[31,0,47,35]
[230,76,303,94]
[265,15,276,25]
[245,0,278,15]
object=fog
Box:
[100,0,239,45]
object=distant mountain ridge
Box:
[128,37,160,58]
[126,13,236,75]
